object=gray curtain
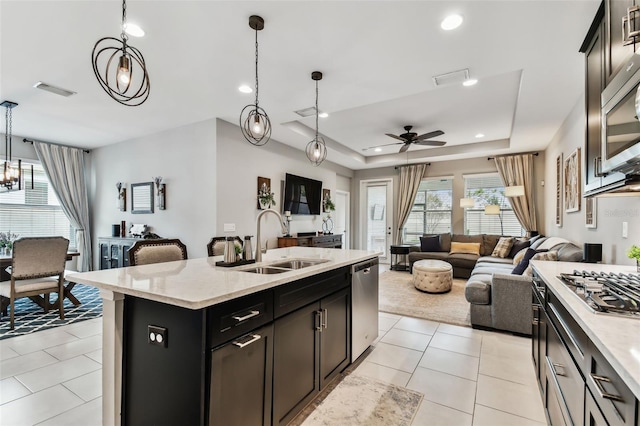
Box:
[494,154,537,234]
[34,142,93,272]
[396,163,428,244]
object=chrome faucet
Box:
[255,208,288,262]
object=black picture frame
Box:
[131,182,154,214]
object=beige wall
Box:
[543,94,640,265]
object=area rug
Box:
[0,283,102,340]
[379,270,471,327]
[298,374,423,426]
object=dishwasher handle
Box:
[352,258,378,274]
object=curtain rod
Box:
[394,162,431,170]
[487,152,538,161]
[23,138,91,154]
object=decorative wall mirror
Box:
[131,182,154,214]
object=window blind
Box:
[403,178,453,243]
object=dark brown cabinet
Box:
[98,237,137,269]
[277,234,342,249]
[605,0,637,84]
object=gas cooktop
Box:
[558,270,640,319]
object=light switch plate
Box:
[224,223,236,232]
[622,221,628,238]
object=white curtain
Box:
[494,154,537,234]
[396,163,428,244]
[34,142,93,272]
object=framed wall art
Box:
[585,197,596,228]
[131,182,154,214]
[555,153,562,226]
[563,148,581,213]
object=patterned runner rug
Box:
[0,283,102,340]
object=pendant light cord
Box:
[315,79,319,142]
[120,0,128,48]
[254,28,259,108]
[6,106,12,163]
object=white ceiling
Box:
[1,0,600,170]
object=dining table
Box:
[0,251,82,309]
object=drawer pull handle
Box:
[232,334,261,348]
[532,318,539,325]
[363,268,370,274]
[232,310,260,322]
[552,362,566,377]
[627,62,635,72]
[591,374,625,402]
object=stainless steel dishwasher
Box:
[351,257,379,362]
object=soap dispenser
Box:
[243,236,254,261]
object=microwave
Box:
[601,54,640,175]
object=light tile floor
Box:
[0,313,546,426]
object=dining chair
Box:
[0,236,70,330]
[128,239,188,266]
[206,236,242,257]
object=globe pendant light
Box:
[1,101,22,192]
[240,15,271,146]
[91,0,150,106]
[306,71,327,166]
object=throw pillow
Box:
[508,239,531,258]
[523,250,558,276]
[512,248,539,275]
[491,237,514,258]
[419,235,441,252]
[449,242,481,256]
[512,247,530,265]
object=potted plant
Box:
[258,183,275,209]
[0,232,19,255]
[627,245,640,272]
[323,194,335,213]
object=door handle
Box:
[315,310,323,331]
[232,334,261,348]
[322,308,328,329]
[232,310,260,322]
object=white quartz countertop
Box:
[67,247,380,310]
[531,260,640,399]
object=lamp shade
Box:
[484,205,501,215]
[505,185,525,197]
[460,198,475,208]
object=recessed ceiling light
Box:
[374,147,382,152]
[441,14,463,31]
[123,23,145,37]
[319,112,329,118]
[463,78,478,87]
[475,133,485,138]
[238,85,253,93]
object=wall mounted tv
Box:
[283,173,323,215]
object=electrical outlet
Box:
[224,223,236,232]
[148,325,168,348]
[622,221,628,238]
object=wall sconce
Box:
[116,182,126,211]
[153,176,165,210]
[460,198,475,208]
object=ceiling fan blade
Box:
[399,144,410,153]
[415,130,445,140]
[385,133,408,142]
[415,140,447,146]
[362,142,403,151]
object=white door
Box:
[334,190,349,249]
[361,180,393,262]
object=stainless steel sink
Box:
[268,259,330,270]
[240,267,290,274]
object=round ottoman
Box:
[412,259,453,293]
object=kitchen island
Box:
[531,260,640,426]
[67,247,380,426]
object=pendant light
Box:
[91,0,150,106]
[1,101,21,192]
[305,71,327,166]
[240,15,271,146]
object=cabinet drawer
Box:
[274,267,349,318]
[297,238,310,247]
[547,291,589,375]
[587,344,637,426]
[208,290,273,348]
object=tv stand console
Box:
[278,234,342,249]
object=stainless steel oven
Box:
[601,54,640,175]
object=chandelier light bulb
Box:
[117,56,131,86]
[314,145,321,159]
[252,115,265,136]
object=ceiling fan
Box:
[364,125,447,153]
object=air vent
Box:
[294,106,318,117]
[432,68,470,87]
[33,82,76,97]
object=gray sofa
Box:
[464,236,583,335]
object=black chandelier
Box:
[91,0,150,106]
[1,101,21,192]
[305,71,327,166]
[240,15,271,146]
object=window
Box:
[403,178,452,244]
[0,162,76,248]
[463,173,523,236]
